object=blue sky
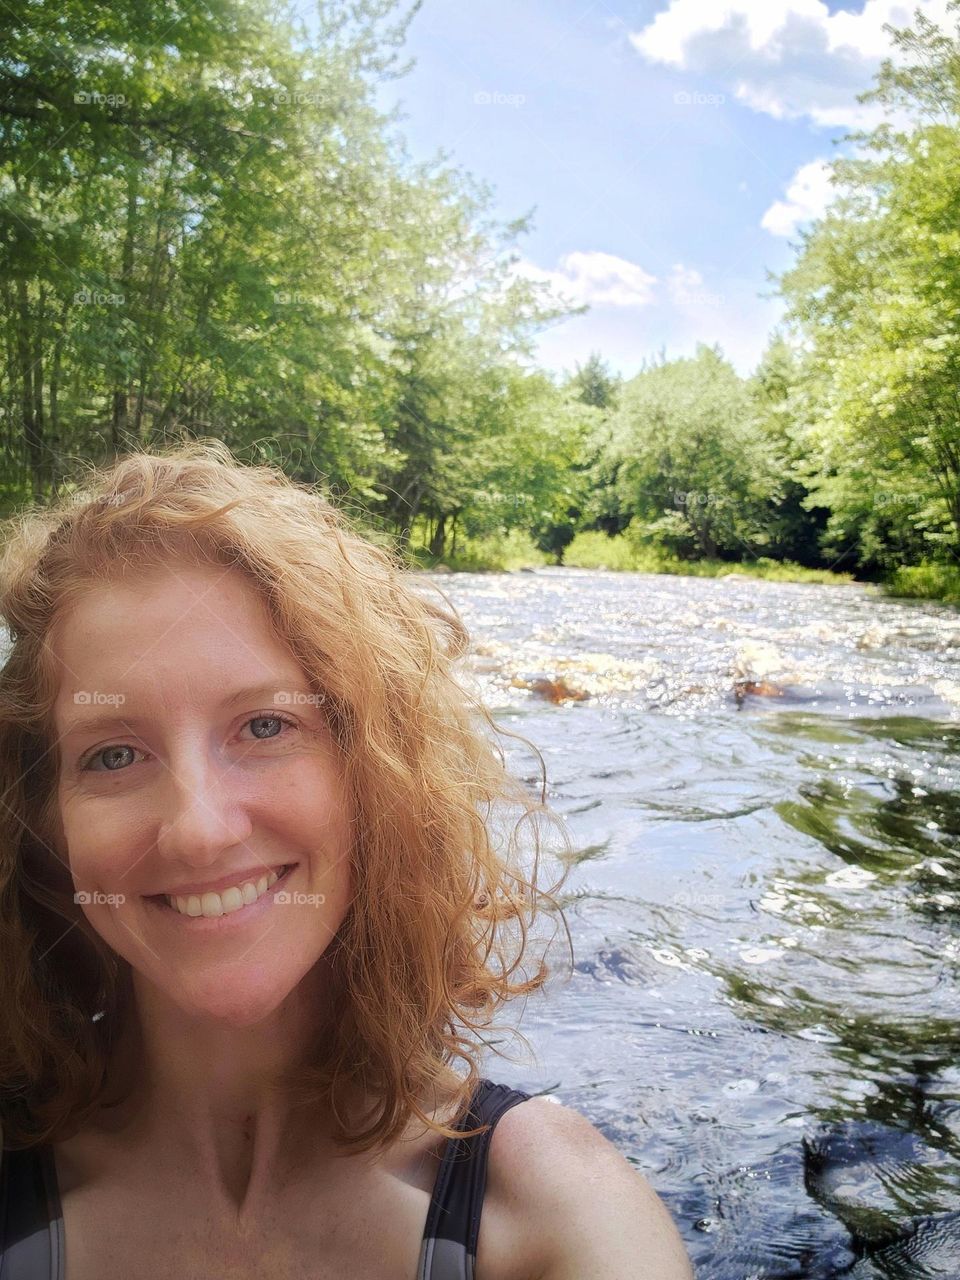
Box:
[375,0,954,380]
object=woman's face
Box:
[48,561,355,1028]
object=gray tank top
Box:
[0,1078,532,1280]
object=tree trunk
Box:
[47,296,70,490]
[429,513,446,558]
[33,284,48,490]
[136,150,179,443]
[112,160,139,451]
[395,479,426,551]
[15,279,43,501]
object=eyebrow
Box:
[59,682,317,740]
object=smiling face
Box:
[48,560,356,1029]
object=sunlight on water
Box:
[417,567,960,1280]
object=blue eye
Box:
[78,713,299,773]
[82,744,142,773]
[243,713,298,742]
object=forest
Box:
[3,0,960,601]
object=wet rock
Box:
[734,678,786,700]
[856,1210,960,1278]
[802,1119,957,1244]
[510,674,590,703]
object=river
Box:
[422,566,960,1280]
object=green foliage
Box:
[5,0,960,603]
[568,352,621,411]
[565,530,855,582]
[408,524,549,572]
[745,333,830,566]
[564,530,655,571]
[775,0,960,571]
[0,0,573,528]
[596,344,781,559]
[884,561,960,604]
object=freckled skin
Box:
[48,560,358,1208]
[50,560,355,1031]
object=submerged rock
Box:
[510,674,590,703]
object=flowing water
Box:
[421,566,960,1280]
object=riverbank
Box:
[406,529,856,587]
[883,561,960,605]
[405,530,960,602]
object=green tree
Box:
[775,0,960,570]
[569,352,621,410]
[746,332,830,567]
[565,354,627,537]
[607,344,778,560]
[0,0,571,524]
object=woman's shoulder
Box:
[480,1090,694,1280]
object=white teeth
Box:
[167,868,283,918]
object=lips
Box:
[145,863,298,923]
[145,863,294,899]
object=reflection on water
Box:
[420,567,960,1280]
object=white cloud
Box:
[760,157,837,235]
[515,254,727,313]
[529,271,784,380]
[516,254,779,378]
[631,0,956,128]
[514,250,658,308]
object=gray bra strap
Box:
[0,1142,64,1280]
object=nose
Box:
[153,751,254,872]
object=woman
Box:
[0,442,693,1279]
